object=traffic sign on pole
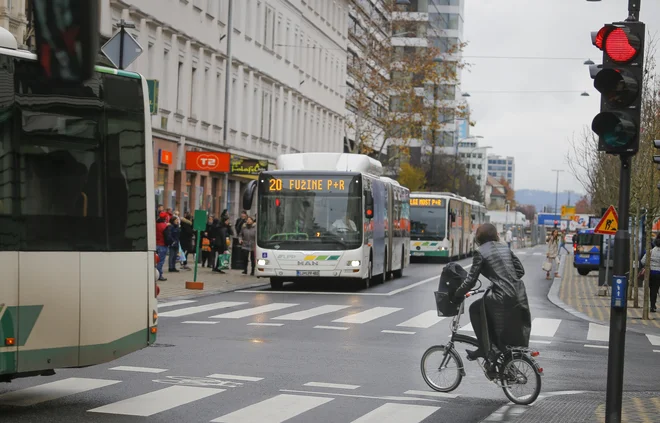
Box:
[594,205,619,235]
[101,21,143,70]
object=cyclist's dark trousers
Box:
[469,298,491,358]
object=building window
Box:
[190,66,197,117]
[264,5,275,50]
[176,61,184,112]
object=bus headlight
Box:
[257,259,268,266]
[347,260,361,267]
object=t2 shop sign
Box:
[185,152,230,172]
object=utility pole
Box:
[222,0,234,146]
[587,1,645,420]
[552,169,564,216]
[429,82,437,191]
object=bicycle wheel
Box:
[499,354,542,405]
[420,345,463,392]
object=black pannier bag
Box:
[434,262,468,317]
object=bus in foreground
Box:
[409,192,486,261]
[243,153,410,290]
[0,29,158,381]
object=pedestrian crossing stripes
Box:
[159,301,247,317]
[351,402,439,423]
[333,307,401,324]
[212,394,333,422]
[0,378,120,407]
[156,300,660,349]
[89,385,224,416]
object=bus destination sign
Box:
[410,198,443,207]
[266,177,351,192]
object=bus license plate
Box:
[580,254,590,258]
[297,270,320,277]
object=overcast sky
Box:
[461,0,660,195]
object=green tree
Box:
[397,163,427,191]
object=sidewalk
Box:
[555,255,660,332]
[482,391,660,423]
[157,264,267,300]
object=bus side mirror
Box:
[365,192,374,219]
[32,0,100,83]
[242,180,257,210]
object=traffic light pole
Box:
[627,0,640,21]
[605,154,631,423]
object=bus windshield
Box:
[410,204,447,240]
[258,173,363,250]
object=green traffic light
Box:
[592,111,636,147]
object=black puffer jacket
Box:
[454,241,531,352]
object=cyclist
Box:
[453,223,532,372]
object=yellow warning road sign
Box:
[594,205,618,235]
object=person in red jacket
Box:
[156,212,169,281]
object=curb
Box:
[546,256,660,336]
[158,281,270,302]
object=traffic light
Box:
[590,21,645,154]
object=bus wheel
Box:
[363,259,373,289]
[270,278,284,290]
[577,269,590,276]
[393,246,404,278]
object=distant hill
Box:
[515,189,586,213]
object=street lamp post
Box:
[222,0,234,146]
[552,169,564,218]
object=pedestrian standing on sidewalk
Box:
[545,229,560,280]
[239,216,257,276]
[505,228,513,249]
[179,212,194,270]
[155,212,169,281]
[640,237,660,312]
[166,216,181,273]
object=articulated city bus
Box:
[409,192,486,261]
[0,30,158,381]
[243,153,410,289]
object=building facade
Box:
[104,0,348,218]
[487,154,515,190]
[457,139,489,196]
[1,0,28,48]
[393,0,466,163]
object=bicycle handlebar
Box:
[465,289,486,298]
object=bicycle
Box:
[420,281,543,405]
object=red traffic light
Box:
[593,25,641,63]
[605,28,639,63]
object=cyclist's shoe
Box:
[466,349,484,361]
[484,361,498,380]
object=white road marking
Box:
[211,303,298,319]
[333,307,402,324]
[382,330,416,335]
[303,382,360,390]
[585,344,609,349]
[530,318,562,337]
[530,340,552,344]
[158,301,247,317]
[279,389,442,403]
[109,366,167,374]
[314,325,349,330]
[236,264,473,297]
[157,300,197,308]
[211,394,333,423]
[458,323,474,332]
[533,252,543,256]
[517,252,527,255]
[88,386,223,416]
[182,321,218,325]
[272,305,351,321]
[653,350,660,353]
[207,374,264,382]
[350,402,440,423]
[397,311,445,329]
[247,322,284,327]
[403,389,459,399]
[0,378,120,407]
[587,323,610,342]
[646,334,660,346]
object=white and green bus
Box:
[409,192,486,261]
[0,29,158,382]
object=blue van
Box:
[573,228,602,275]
